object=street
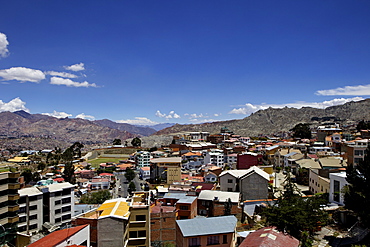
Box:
[113,171,147,198]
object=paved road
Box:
[273,171,309,197]
[114,171,146,198]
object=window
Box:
[355,150,364,156]
[189,237,200,247]
[223,235,227,244]
[18,226,27,232]
[55,217,61,223]
[29,205,37,210]
[333,180,340,202]
[55,200,61,205]
[136,215,146,221]
[29,196,38,201]
[129,230,146,238]
[19,216,26,223]
[207,235,219,245]
[62,214,71,221]
[180,205,189,210]
[62,205,71,213]
[29,224,38,230]
[29,214,37,220]
[228,179,233,183]
[55,209,61,214]
[62,197,71,204]
[19,207,26,213]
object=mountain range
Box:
[155,99,370,137]
[0,99,369,150]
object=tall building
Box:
[18,182,75,234]
[0,165,20,245]
[73,191,150,247]
[150,157,182,184]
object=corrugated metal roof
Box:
[176,215,237,237]
[198,190,240,203]
[98,198,130,220]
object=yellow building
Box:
[150,157,182,184]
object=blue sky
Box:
[0,1,370,125]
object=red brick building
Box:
[150,204,177,246]
[176,215,237,247]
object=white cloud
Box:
[0,67,45,83]
[76,113,95,120]
[42,110,72,118]
[229,97,364,115]
[316,84,370,96]
[45,71,78,78]
[189,118,218,124]
[0,32,9,58]
[50,77,97,88]
[64,63,85,71]
[156,110,181,119]
[0,98,29,112]
[116,117,158,126]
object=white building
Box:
[204,151,224,167]
[18,187,43,234]
[18,182,75,234]
[139,166,151,180]
[329,172,348,206]
[134,151,151,167]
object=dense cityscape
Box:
[0,117,370,247]
[2,1,370,247]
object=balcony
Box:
[8,194,20,201]
[8,205,19,212]
[8,216,19,224]
[8,172,20,179]
[8,183,20,190]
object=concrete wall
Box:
[220,174,238,192]
[240,173,268,200]
[98,217,127,247]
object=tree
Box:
[80,190,112,204]
[37,162,46,171]
[131,137,142,147]
[356,120,370,131]
[344,144,370,227]
[113,138,122,145]
[291,123,312,139]
[125,167,136,182]
[21,169,33,184]
[128,182,136,195]
[62,142,84,162]
[262,172,328,246]
[63,162,75,183]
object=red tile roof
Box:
[239,227,299,247]
[28,224,89,247]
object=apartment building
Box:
[133,151,151,167]
[74,192,150,247]
[345,139,368,166]
[329,172,348,205]
[150,157,182,184]
[176,215,237,247]
[18,182,75,234]
[0,166,20,245]
[204,151,224,167]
